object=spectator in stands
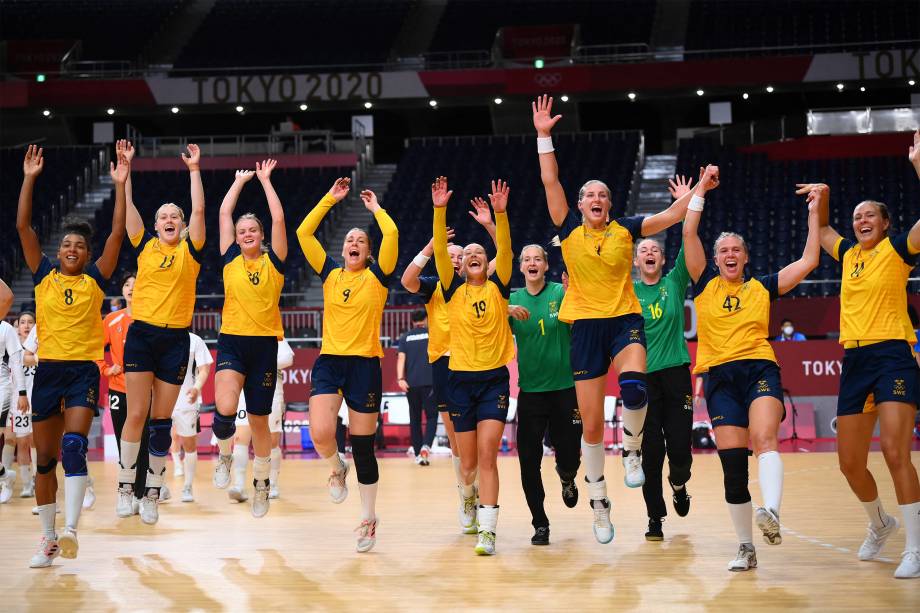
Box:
[396,310,436,466]
[774,318,806,342]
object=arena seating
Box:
[670,136,920,296]
[377,131,641,304]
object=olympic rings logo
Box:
[533,73,562,87]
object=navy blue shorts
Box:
[31,361,100,423]
[447,366,510,433]
[310,354,382,414]
[431,355,450,412]
[703,359,784,428]
[217,333,278,416]
[570,314,646,381]
[124,320,190,385]
[838,340,920,416]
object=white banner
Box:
[805,49,920,82]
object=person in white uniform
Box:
[171,331,213,503]
[0,318,26,503]
[15,312,37,497]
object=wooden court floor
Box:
[1,451,918,612]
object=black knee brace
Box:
[212,412,236,441]
[148,418,173,457]
[37,457,58,474]
[350,434,379,485]
[668,460,692,488]
[718,448,751,504]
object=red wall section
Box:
[740,132,915,160]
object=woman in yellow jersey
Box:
[208,159,287,519]
[684,166,820,572]
[431,176,513,555]
[804,131,920,579]
[297,177,398,553]
[116,140,205,526]
[17,144,129,567]
[532,95,695,543]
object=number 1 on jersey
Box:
[538,318,545,335]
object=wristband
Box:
[537,137,554,154]
[18,390,27,397]
[688,195,705,212]
[413,253,430,268]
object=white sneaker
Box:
[228,485,248,503]
[139,492,159,525]
[328,460,349,504]
[181,486,194,503]
[82,477,96,510]
[858,515,900,561]
[252,481,270,518]
[591,498,615,544]
[213,454,232,489]
[159,484,171,502]
[458,487,478,534]
[269,482,279,500]
[895,549,920,579]
[116,484,135,518]
[21,482,34,498]
[474,530,496,555]
[29,536,60,568]
[58,528,78,559]
[419,446,431,466]
[728,544,757,571]
[356,517,378,552]
[0,470,14,504]
[622,451,645,488]
[755,507,782,545]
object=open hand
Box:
[532,94,562,137]
[488,179,509,213]
[17,395,29,414]
[110,151,130,184]
[235,169,255,183]
[431,176,452,208]
[360,189,380,212]
[668,174,694,199]
[256,158,277,181]
[116,139,136,163]
[469,197,492,226]
[181,143,201,169]
[23,144,44,178]
[329,177,351,202]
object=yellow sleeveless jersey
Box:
[33,255,106,361]
[556,210,645,323]
[130,230,203,327]
[220,244,285,338]
[316,258,390,357]
[692,268,779,373]
[833,233,918,346]
[418,276,450,362]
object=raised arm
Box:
[256,159,287,261]
[431,176,456,289]
[532,95,568,227]
[470,196,499,276]
[219,170,255,254]
[488,180,513,286]
[401,228,455,293]
[360,189,399,275]
[118,140,144,239]
[906,130,920,252]
[96,151,129,278]
[182,144,205,248]
[682,165,720,283]
[796,182,839,257]
[297,178,349,273]
[17,145,45,273]
[641,174,698,237]
[777,190,821,295]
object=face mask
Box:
[782,325,794,336]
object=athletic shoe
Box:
[132,498,140,515]
[590,498,614,544]
[269,482,279,499]
[139,491,159,525]
[116,484,135,518]
[459,487,478,534]
[355,517,378,553]
[29,536,60,568]
[728,544,757,572]
[755,507,782,545]
[475,530,496,555]
[0,470,14,504]
[894,549,920,579]
[413,454,422,465]
[858,515,899,561]
[557,467,578,508]
[82,477,96,510]
[213,454,233,489]
[58,528,78,559]
[622,451,645,488]
[419,446,431,466]
[159,484,171,502]
[669,478,690,517]
[21,482,35,498]
[181,486,194,503]
[328,460,349,504]
[228,486,248,503]
[531,526,550,546]
[645,518,664,542]
[252,480,270,518]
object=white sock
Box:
[728,501,754,544]
[581,437,605,483]
[30,447,37,471]
[861,497,889,530]
[478,504,499,533]
[217,437,232,456]
[325,451,345,473]
[118,440,140,485]
[147,453,166,490]
[757,450,783,513]
[621,405,647,452]
[451,454,463,486]
[2,443,14,470]
[232,445,249,488]
[20,464,32,488]
[900,501,920,550]
[170,450,181,467]
[64,474,87,531]
[358,482,378,521]
[38,503,57,539]
[253,455,270,484]
[269,447,281,485]
[183,452,197,489]
[459,481,475,499]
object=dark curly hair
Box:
[60,218,94,247]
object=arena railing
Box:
[807,106,920,136]
[405,129,641,148]
[131,130,360,158]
